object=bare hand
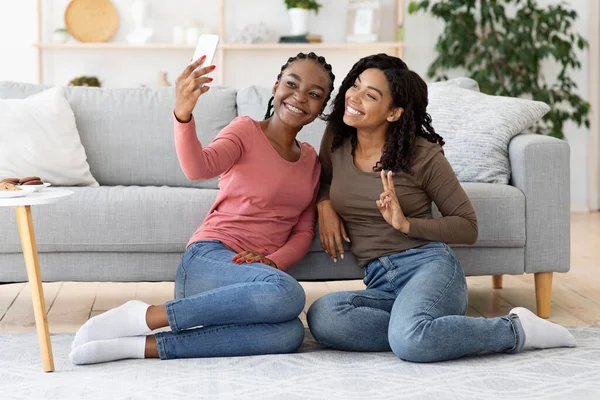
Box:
[376,170,409,233]
[317,200,350,263]
[174,56,215,122]
[232,250,278,269]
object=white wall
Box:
[0,0,593,210]
[0,0,37,82]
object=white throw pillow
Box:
[0,87,98,186]
[427,85,550,184]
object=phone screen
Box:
[192,34,220,66]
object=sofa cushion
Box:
[443,183,525,247]
[308,182,525,253]
[427,85,550,184]
[0,246,525,282]
[291,247,525,281]
[0,82,237,189]
[0,87,98,187]
[0,186,219,253]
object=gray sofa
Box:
[0,81,569,317]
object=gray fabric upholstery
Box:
[509,134,570,273]
[308,183,525,251]
[0,81,570,283]
[437,183,525,247]
[0,253,182,282]
[0,246,524,282]
[0,186,217,253]
[0,82,237,189]
[0,182,523,257]
[427,85,550,184]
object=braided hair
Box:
[327,53,444,174]
[264,52,335,119]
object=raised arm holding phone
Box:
[69,51,336,365]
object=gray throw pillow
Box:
[427,85,550,184]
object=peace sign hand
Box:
[376,170,410,234]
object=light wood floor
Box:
[1,212,599,333]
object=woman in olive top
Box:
[308,54,576,362]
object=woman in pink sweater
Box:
[69,52,335,364]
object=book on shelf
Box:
[278,34,323,44]
[279,35,310,43]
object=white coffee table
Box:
[0,188,73,372]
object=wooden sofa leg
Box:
[534,272,553,319]
[492,275,503,289]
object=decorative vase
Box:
[155,72,171,87]
[126,0,154,44]
[288,8,309,36]
[52,29,69,43]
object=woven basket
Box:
[65,0,119,43]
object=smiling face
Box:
[343,68,403,130]
[271,59,331,129]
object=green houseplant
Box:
[284,0,322,13]
[284,0,322,36]
[408,0,590,138]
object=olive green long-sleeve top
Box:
[318,129,478,267]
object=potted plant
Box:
[68,76,102,87]
[284,0,322,36]
[52,28,69,43]
[408,0,590,138]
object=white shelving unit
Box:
[34,0,405,85]
[34,42,404,51]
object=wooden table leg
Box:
[14,206,54,373]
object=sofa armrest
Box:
[509,133,570,273]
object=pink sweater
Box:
[174,116,320,270]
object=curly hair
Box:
[264,52,335,119]
[327,53,444,173]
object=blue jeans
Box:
[307,242,525,362]
[155,240,306,359]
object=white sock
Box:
[510,307,577,350]
[69,336,147,365]
[71,300,151,350]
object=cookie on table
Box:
[19,176,42,185]
[22,179,44,185]
[1,178,20,185]
[0,182,21,191]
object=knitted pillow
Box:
[427,85,550,183]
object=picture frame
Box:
[345,0,381,43]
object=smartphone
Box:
[192,34,220,66]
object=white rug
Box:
[2,327,600,400]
